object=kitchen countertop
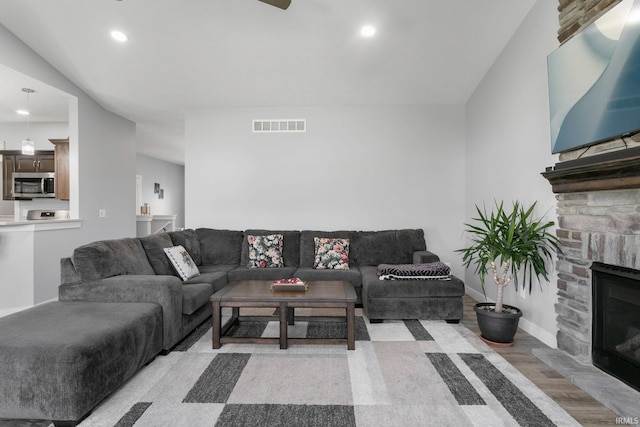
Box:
[0,217,82,230]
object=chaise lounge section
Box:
[0,301,162,426]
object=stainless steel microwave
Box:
[12,172,55,198]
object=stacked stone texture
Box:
[555,190,640,362]
[557,0,620,43]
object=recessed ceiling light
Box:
[110,30,128,42]
[360,25,376,38]
[16,109,30,116]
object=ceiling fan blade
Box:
[257,0,291,10]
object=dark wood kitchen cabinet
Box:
[2,154,15,200]
[1,150,55,200]
[49,138,69,200]
[15,152,54,173]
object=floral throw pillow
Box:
[313,237,350,270]
[247,234,284,268]
[164,245,200,281]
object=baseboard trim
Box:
[519,317,557,348]
[465,287,485,302]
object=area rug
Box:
[73,311,579,427]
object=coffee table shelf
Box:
[210,280,357,350]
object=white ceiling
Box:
[0,0,538,164]
[0,64,73,123]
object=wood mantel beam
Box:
[542,147,640,193]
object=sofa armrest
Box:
[58,275,183,350]
[60,257,81,285]
[413,250,440,264]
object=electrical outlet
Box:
[99,209,106,218]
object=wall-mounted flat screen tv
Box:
[548,0,640,154]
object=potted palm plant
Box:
[457,201,561,345]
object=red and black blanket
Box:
[377,261,451,280]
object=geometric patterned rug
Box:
[70,308,579,427]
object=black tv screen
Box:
[548,0,640,154]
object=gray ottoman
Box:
[0,301,162,426]
[360,266,465,323]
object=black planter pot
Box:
[474,302,523,344]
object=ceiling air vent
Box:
[253,119,306,133]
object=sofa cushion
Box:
[356,229,426,266]
[198,264,239,274]
[313,237,350,270]
[300,230,359,268]
[169,229,202,265]
[183,271,228,293]
[103,238,156,275]
[71,241,125,281]
[139,233,177,276]
[196,228,243,265]
[247,234,284,268]
[182,283,213,315]
[240,230,301,267]
[295,267,362,288]
[164,245,200,280]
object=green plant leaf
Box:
[456,200,562,305]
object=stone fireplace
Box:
[542,145,640,393]
[534,0,640,411]
[553,186,640,363]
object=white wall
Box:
[0,23,137,307]
[0,122,69,151]
[186,105,467,276]
[136,153,185,229]
[464,0,561,346]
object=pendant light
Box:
[21,88,35,155]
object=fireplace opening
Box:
[591,262,640,392]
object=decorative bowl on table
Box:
[270,277,308,292]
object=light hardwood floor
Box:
[461,294,619,426]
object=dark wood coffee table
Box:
[210,280,357,350]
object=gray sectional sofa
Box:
[0,227,464,426]
[59,228,465,350]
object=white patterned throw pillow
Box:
[164,245,200,280]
